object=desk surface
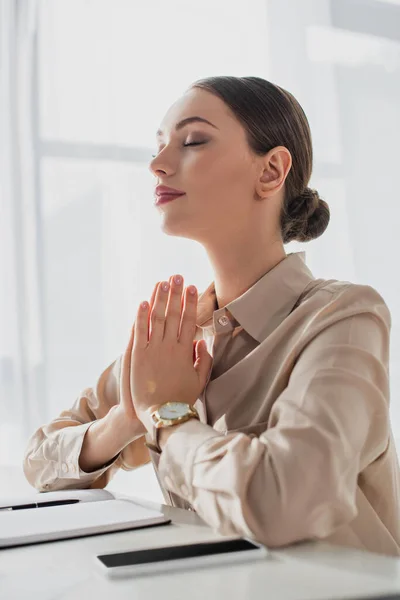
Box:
[1,495,400,600]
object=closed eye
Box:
[151,140,207,158]
[183,141,207,147]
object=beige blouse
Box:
[23,252,400,556]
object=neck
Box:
[203,231,287,309]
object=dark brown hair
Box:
[190,76,330,243]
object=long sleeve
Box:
[23,355,150,492]
[157,286,393,547]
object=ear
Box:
[255,146,292,199]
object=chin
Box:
[158,216,187,237]
[159,220,203,243]
[157,206,210,243]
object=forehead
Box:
[157,87,234,136]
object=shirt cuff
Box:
[144,434,161,455]
[158,419,221,503]
[58,422,120,482]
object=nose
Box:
[149,150,174,178]
[149,150,164,174]
[149,157,163,176]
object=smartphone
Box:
[96,537,268,578]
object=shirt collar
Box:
[195,252,315,343]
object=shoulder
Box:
[287,280,391,374]
[296,278,391,333]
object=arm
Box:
[155,285,391,547]
[23,354,148,492]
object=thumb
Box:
[193,339,213,387]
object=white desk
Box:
[1,495,400,600]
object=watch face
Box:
[159,402,190,420]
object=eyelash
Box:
[151,141,206,159]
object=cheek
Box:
[183,146,254,217]
[202,151,254,198]
[184,151,225,197]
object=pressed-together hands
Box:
[132,274,213,432]
[120,276,212,433]
[116,275,213,438]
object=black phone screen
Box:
[98,538,261,568]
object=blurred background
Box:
[0,0,399,499]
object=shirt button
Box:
[69,463,76,473]
[61,462,68,473]
[218,316,229,326]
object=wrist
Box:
[108,405,145,447]
[142,402,200,451]
[79,405,145,474]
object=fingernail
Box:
[188,286,196,295]
[174,275,182,285]
[161,281,169,292]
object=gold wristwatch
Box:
[150,402,199,430]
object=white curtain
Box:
[1,0,399,497]
[0,0,44,467]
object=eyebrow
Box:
[156,116,219,138]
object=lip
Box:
[155,192,186,205]
[155,185,185,195]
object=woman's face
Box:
[149,87,262,244]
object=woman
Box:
[24,76,400,556]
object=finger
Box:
[134,300,150,349]
[179,285,198,347]
[164,274,184,341]
[148,281,161,338]
[149,282,160,308]
[149,280,170,343]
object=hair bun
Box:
[281,187,330,244]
